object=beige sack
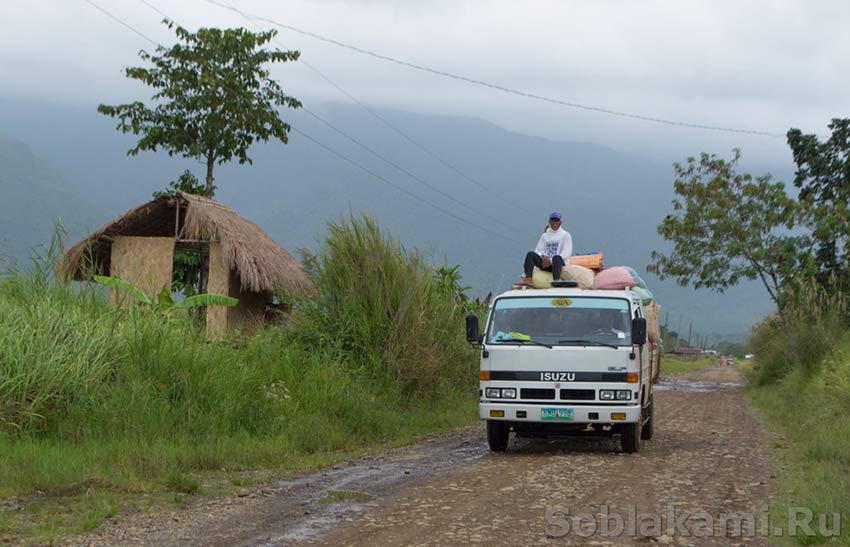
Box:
[531,268,555,289]
[562,264,595,289]
[530,265,595,290]
[650,344,661,383]
[644,301,662,343]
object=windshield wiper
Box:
[557,339,620,350]
[492,336,553,349]
[518,338,553,349]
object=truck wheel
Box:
[641,396,654,440]
[620,421,641,453]
[487,420,510,452]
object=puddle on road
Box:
[256,435,487,545]
[655,378,745,392]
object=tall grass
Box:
[297,215,475,393]
[748,281,849,385]
[0,218,477,538]
[745,281,850,544]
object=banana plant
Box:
[93,275,238,311]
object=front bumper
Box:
[479,402,641,424]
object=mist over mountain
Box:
[0,98,776,338]
[0,134,100,260]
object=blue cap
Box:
[549,212,562,221]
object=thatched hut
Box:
[61,191,313,337]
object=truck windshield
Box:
[487,296,632,347]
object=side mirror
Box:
[465,314,480,344]
[632,317,647,346]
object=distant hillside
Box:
[0,136,98,260]
[0,98,775,337]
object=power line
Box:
[139,0,169,20]
[201,2,534,233]
[83,0,158,46]
[291,127,527,245]
[207,0,539,216]
[301,106,533,236]
[142,0,535,240]
[85,0,530,247]
[203,0,786,139]
[301,65,539,216]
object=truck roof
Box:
[495,288,640,300]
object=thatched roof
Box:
[60,191,314,296]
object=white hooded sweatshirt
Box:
[534,226,572,260]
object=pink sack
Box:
[593,266,637,290]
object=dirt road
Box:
[76,365,771,546]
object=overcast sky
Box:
[2,0,848,166]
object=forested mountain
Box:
[0,98,775,337]
[0,135,99,260]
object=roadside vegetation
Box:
[745,284,850,545]
[0,217,478,541]
[653,118,850,544]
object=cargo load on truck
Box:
[511,256,663,383]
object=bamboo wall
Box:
[206,241,268,338]
[109,236,174,304]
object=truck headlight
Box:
[485,388,517,399]
[616,390,632,400]
[600,390,615,400]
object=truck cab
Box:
[466,284,654,453]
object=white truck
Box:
[465,280,655,453]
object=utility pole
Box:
[676,315,683,349]
[687,322,693,347]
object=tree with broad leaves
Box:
[98,20,301,197]
[787,118,850,288]
[648,150,814,314]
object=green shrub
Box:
[295,214,476,393]
[749,280,850,385]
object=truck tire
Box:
[641,395,654,440]
[487,420,510,452]
[620,421,641,453]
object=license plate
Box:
[541,408,574,421]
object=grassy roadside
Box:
[0,394,477,542]
[0,217,480,543]
[745,357,850,545]
[743,287,850,545]
[660,356,716,375]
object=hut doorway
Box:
[171,245,206,299]
[171,240,210,326]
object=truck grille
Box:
[520,388,556,400]
[560,389,595,400]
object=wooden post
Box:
[174,200,180,239]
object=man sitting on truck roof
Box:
[517,212,573,287]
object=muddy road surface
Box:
[76,365,771,546]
